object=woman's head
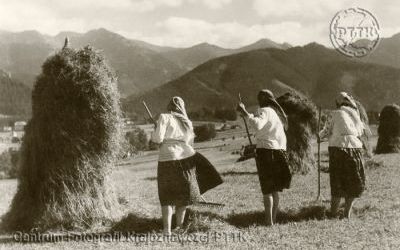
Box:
[257,89,275,107]
[167,96,193,132]
[335,92,357,109]
[167,96,186,113]
[257,89,289,130]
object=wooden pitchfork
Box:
[238,93,253,146]
[316,106,323,201]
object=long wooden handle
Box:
[317,106,322,199]
[238,93,253,145]
[142,101,156,125]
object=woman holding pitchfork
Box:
[237,89,292,226]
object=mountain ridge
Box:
[0,28,293,97]
[125,43,400,117]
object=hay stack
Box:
[376,104,400,154]
[277,92,318,174]
[2,44,122,231]
[354,99,373,157]
[355,100,369,125]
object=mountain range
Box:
[1,28,400,117]
[361,33,400,68]
[160,39,291,70]
[0,28,290,98]
[125,43,400,116]
[0,69,31,116]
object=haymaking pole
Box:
[239,93,253,146]
[316,106,322,201]
[142,101,156,126]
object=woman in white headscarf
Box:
[319,92,367,219]
[151,96,201,235]
[237,89,292,226]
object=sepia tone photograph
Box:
[0,0,399,249]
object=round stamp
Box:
[330,7,380,57]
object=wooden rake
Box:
[315,106,326,202]
[236,93,256,162]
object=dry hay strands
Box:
[376,104,400,154]
[2,45,123,232]
[354,99,373,157]
[277,92,318,174]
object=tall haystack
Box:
[277,92,318,174]
[376,104,400,154]
[2,44,122,231]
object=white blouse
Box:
[151,113,195,162]
[319,106,365,148]
[248,107,287,150]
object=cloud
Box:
[0,0,191,35]
[250,0,400,45]
[52,0,230,12]
[201,0,232,10]
[128,16,328,48]
[0,1,116,34]
[252,0,356,20]
[0,0,399,48]
[54,0,187,13]
[0,0,234,35]
[252,0,400,28]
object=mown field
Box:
[0,127,399,249]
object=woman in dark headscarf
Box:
[237,89,291,226]
[151,96,200,235]
[319,92,367,219]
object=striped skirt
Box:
[329,147,366,198]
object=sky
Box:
[0,0,399,48]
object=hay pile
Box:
[355,100,369,125]
[376,104,400,154]
[277,92,318,174]
[355,99,372,157]
[2,45,122,231]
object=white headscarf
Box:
[336,92,364,134]
[167,96,193,132]
[258,89,289,131]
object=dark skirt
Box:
[194,152,223,194]
[329,147,366,198]
[157,155,201,206]
[255,148,292,195]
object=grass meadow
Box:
[0,126,399,249]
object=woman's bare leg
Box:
[175,206,187,228]
[272,192,279,223]
[263,194,274,226]
[344,197,355,219]
[161,205,173,235]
